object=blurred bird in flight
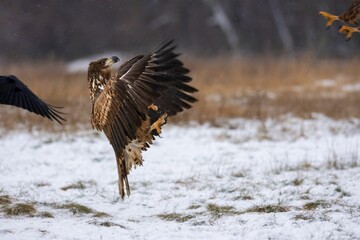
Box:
[319,0,360,40]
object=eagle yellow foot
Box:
[339,25,360,41]
[148,104,158,111]
[319,11,340,29]
[150,113,168,135]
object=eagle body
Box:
[87,41,197,199]
[340,0,360,24]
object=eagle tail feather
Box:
[122,156,131,196]
[116,157,130,199]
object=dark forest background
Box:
[0,0,359,61]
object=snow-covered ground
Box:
[1,116,360,240]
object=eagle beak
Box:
[111,56,120,63]
[105,56,120,67]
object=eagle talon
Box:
[338,25,359,41]
[150,113,168,135]
[148,104,158,111]
[319,11,340,29]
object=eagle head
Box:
[88,56,120,102]
[89,56,120,71]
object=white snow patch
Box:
[206,94,222,103]
[315,79,337,88]
[0,117,360,240]
[342,82,360,92]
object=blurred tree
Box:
[203,0,240,54]
[268,0,294,55]
[0,0,358,60]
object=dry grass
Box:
[244,204,290,214]
[60,180,96,191]
[206,203,240,219]
[93,212,111,218]
[3,203,36,216]
[90,220,126,228]
[60,181,86,191]
[188,56,360,123]
[0,195,12,205]
[158,213,195,223]
[303,200,331,211]
[1,56,359,132]
[56,203,94,215]
[38,212,55,218]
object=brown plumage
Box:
[0,75,65,124]
[319,0,360,40]
[87,40,197,199]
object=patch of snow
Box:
[0,117,360,240]
[292,86,303,92]
[315,79,337,88]
[266,92,277,99]
[206,94,222,103]
[342,82,360,92]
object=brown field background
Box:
[0,56,359,133]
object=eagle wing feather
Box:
[92,41,183,158]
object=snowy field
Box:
[1,116,360,240]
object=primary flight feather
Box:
[0,75,65,124]
[87,40,197,199]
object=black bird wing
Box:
[0,75,65,124]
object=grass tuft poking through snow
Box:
[60,180,96,191]
[207,204,240,219]
[38,212,54,218]
[92,212,111,218]
[0,195,12,205]
[158,213,195,223]
[303,200,331,211]
[56,203,94,215]
[244,204,290,214]
[3,203,36,216]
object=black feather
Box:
[0,75,65,124]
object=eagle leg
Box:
[338,25,360,41]
[150,113,168,135]
[319,11,340,29]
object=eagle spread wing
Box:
[320,0,360,40]
[88,40,197,198]
[0,75,65,124]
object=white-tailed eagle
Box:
[87,40,197,199]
